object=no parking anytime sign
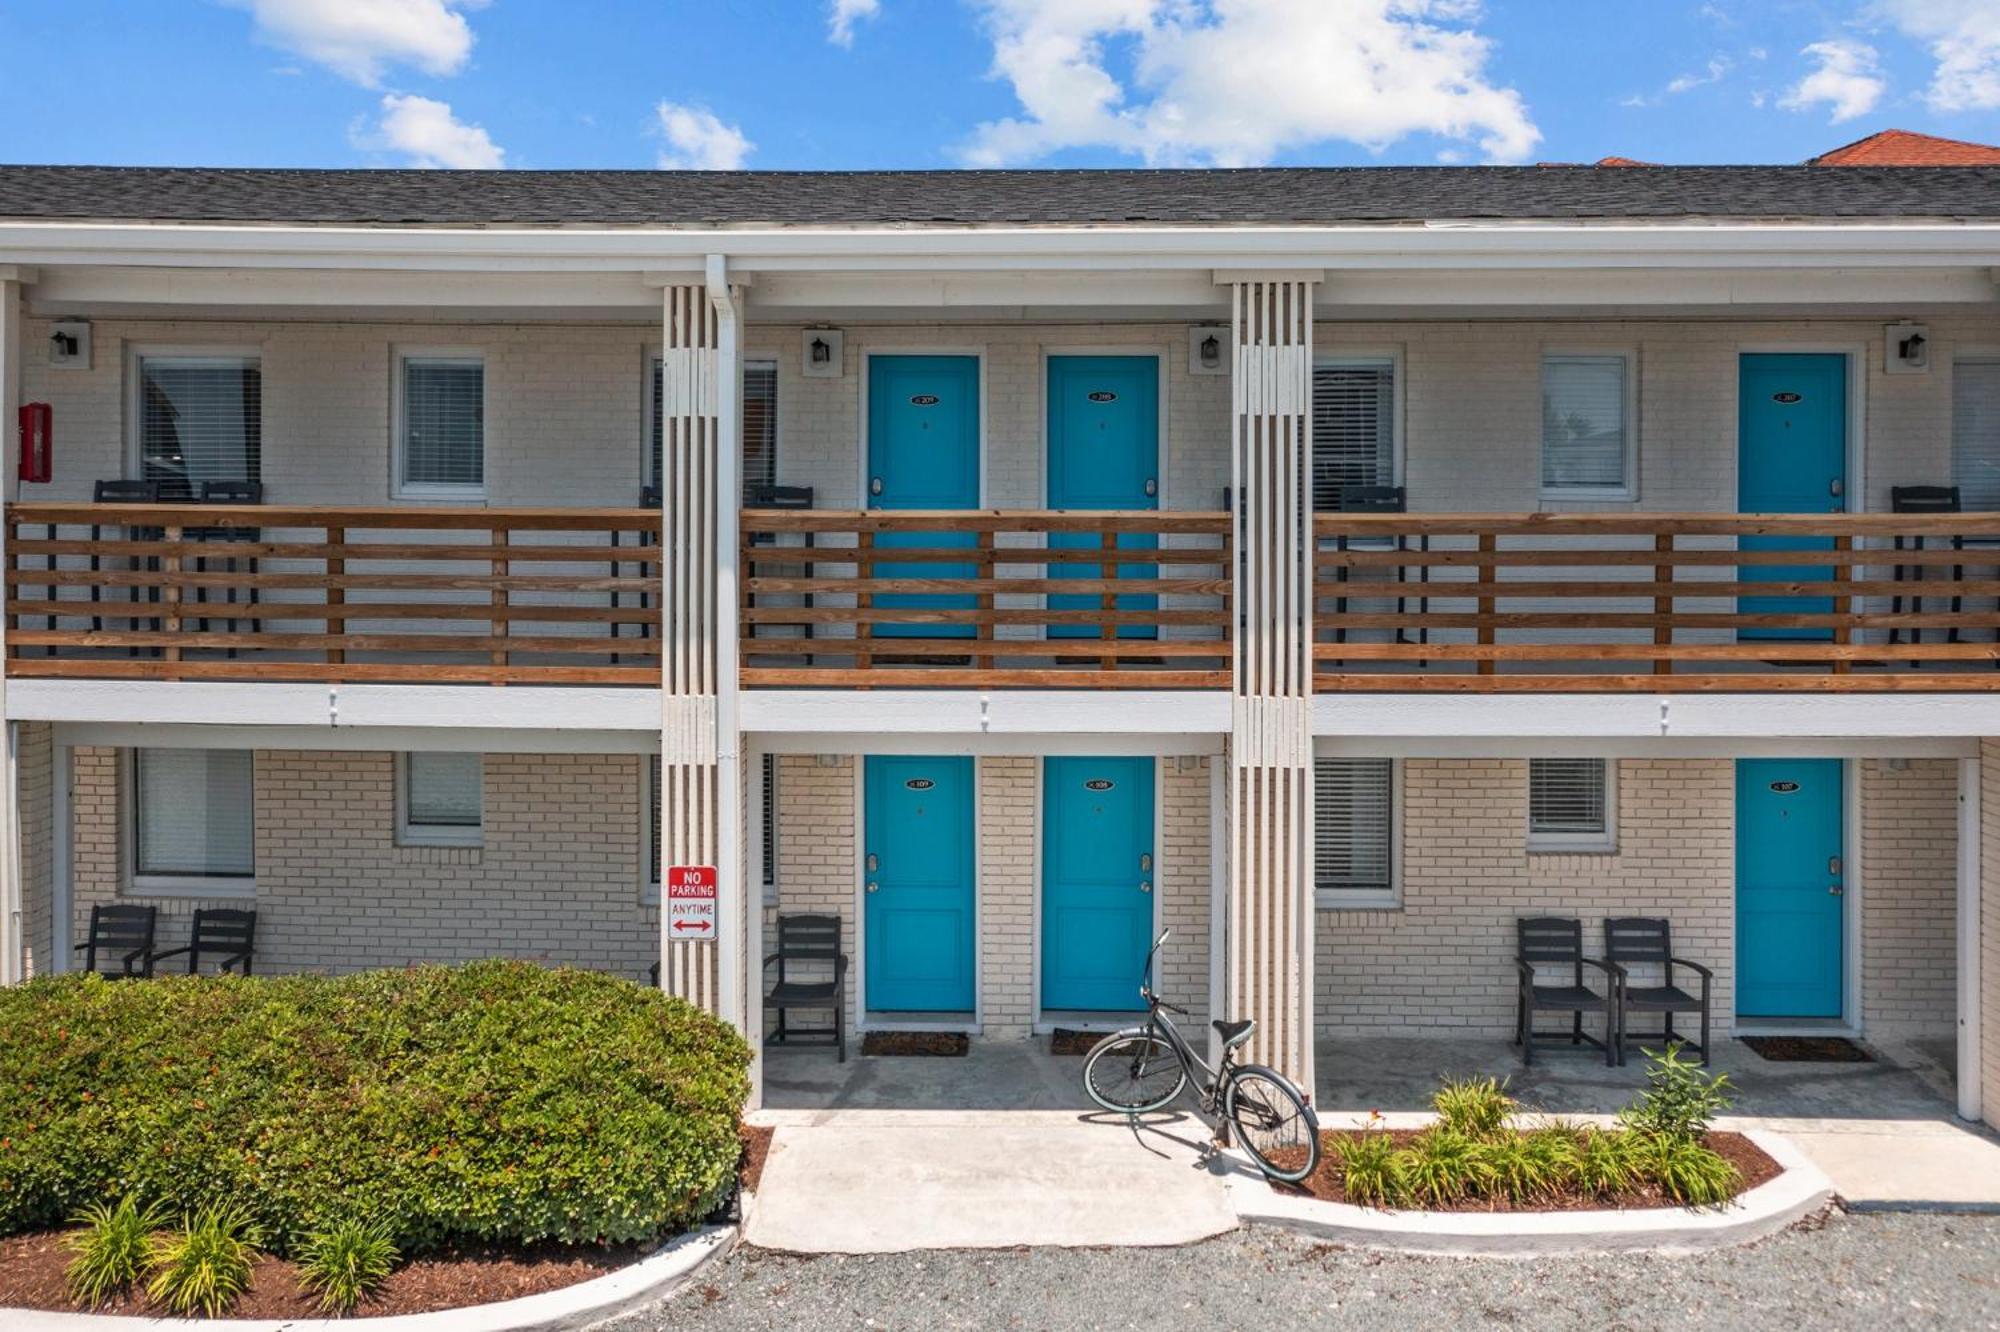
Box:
[667,865,717,940]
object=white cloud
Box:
[1779,39,1886,123]
[959,0,1540,167]
[828,0,881,47]
[654,102,754,170]
[226,0,486,87]
[1872,0,2000,111]
[363,93,504,168]
[1665,57,1731,95]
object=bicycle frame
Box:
[1133,931,1236,1113]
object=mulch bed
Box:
[740,1121,776,1193]
[861,1030,969,1057]
[1741,1035,1873,1063]
[1049,1028,1103,1056]
[1275,1129,1781,1213]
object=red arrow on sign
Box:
[672,919,713,933]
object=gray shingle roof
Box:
[1,165,1998,226]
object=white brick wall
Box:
[16,722,51,978]
[1860,759,1957,1036]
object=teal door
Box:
[864,756,975,1012]
[1736,759,1845,1019]
[868,355,980,640]
[1047,356,1159,640]
[1041,756,1155,1011]
[1738,354,1847,641]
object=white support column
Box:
[1960,755,1984,1123]
[1222,272,1318,1091]
[0,276,21,985]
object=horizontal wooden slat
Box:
[4,659,659,684]
[1314,672,2000,693]
[741,637,1225,659]
[741,667,1229,689]
[745,575,1231,597]
[1313,512,2000,537]
[8,599,661,625]
[743,508,1230,535]
[1312,641,2000,662]
[8,502,660,532]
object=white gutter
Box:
[1,220,1998,274]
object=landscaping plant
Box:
[1396,1129,1497,1207]
[1336,1123,1410,1208]
[1642,1133,1742,1208]
[0,961,753,1253]
[63,1194,167,1308]
[1483,1130,1578,1205]
[1570,1126,1643,1197]
[1431,1075,1516,1139]
[296,1218,400,1315]
[1619,1043,1735,1142]
[146,1203,262,1318]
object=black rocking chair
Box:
[764,912,848,1062]
[74,903,158,978]
[1515,916,1622,1067]
[151,907,258,976]
[1603,916,1713,1066]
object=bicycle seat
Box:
[1212,1018,1255,1048]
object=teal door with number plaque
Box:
[1047,356,1159,640]
[868,355,980,640]
[1737,354,1847,642]
[864,755,975,1012]
[1736,758,1845,1019]
[1041,756,1155,1012]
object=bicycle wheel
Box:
[1224,1065,1321,1183]
[1082,1030,1188,1114]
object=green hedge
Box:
[0,961,751,1254]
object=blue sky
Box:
[2,2,1997,170]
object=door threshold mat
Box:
[1740,1035,1872,1062]
[861,1030,969,1057]
[1049,1028,1106,1056]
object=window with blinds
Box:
[1541,354,1633,497]
[398,354,485,495]
[132,748,255,885]
[645,754,778,904]
[1954,359,2000,511]
[399,752,483,846]
[649,360,778,499]
[1311,361,1395,510]
[1314,757,1395,904]
[136,356,262,501]
[1527,758,1614,848]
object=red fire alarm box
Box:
[17,402,51,484]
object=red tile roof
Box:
[1593,156,1658,167]
[1811,129,2000,165]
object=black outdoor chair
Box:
[745,484,817,659]
[1889,485,1964,661]
[1325,484,1428,665]
[191,479,264,645]
[1603,916,1713,1067]
[73,903,158,978]
[1514,916,1622,1067]
[150,907,257,976]
[764,912,848,1062]
[89,478,163,641]
[613,485,665,658]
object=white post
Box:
[745,743,766,1109]
[1959,755,1983,1124]
[708,255,744,1034]
[0,276,20,985]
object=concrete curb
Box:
[1225,1130,1834,1258]
[0,1206,745,1332]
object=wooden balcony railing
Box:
[1314,511,2000,691]
[4,502,662,685]
[739,509,1233,688]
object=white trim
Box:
[391,345,487,502]
[1538,348,1638,503]
[1735,344,1868,516]
[1730,757,1851,1026]
[123,343,264,486]
[857,346,989,508]
[1207,755,1226,1067]
[1524,756,1619,853]
[1309,692,2000,740]
[1845,756,1862,1034]
[1315,734,1978,759]
[394,751,484,848]
[1957,755,1983,1124]
[744,689,1233,737]
[1313,755,1403,911]
[1312,347,1406,491]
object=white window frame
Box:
[1526,757,1618,853]
[126,748,257,899]
[1313,756,1401,910]
[392,347,487,501]
[396,752,484,848]
[645,353,782,494]
[1311,350,1405,501]
[125,345,265,487]
[642,754,778,907]
[1539,350,1638,503]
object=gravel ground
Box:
[608,1211,2000,1332]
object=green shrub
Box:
[1336,1131,1409,1208]
[146,1203,261,1318]
[1431,1076,1515,1140]
[1484,1131,1577,1205]
[1619,1044,1734,1143]
[64,1194,167,1307]
[1640,1133,1741,1207]
[1396,1130,1496,1207]
[0,961,752,1253]
[1571,1127,1642,1197]
[296,1218,399,1315]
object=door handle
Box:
[866,881,879,894]
[1828,856,1841,875]
[1139,880,1153,893]
[1829,478,1843,498]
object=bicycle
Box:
[1081,929,1321,1183]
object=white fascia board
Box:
[751,731,1223,757]
[333,684,661,730]
[739,689,1232,735]
[5,220,2000,274]
[52,721,658,754]
[1318,735,1977,758]
[7,680,335,726]
[6,680,663,731]
[28,266,661,311]
[1315,692,2000,739]
[1323,266,2000,308]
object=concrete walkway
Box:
[746,1108,1238,1252]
